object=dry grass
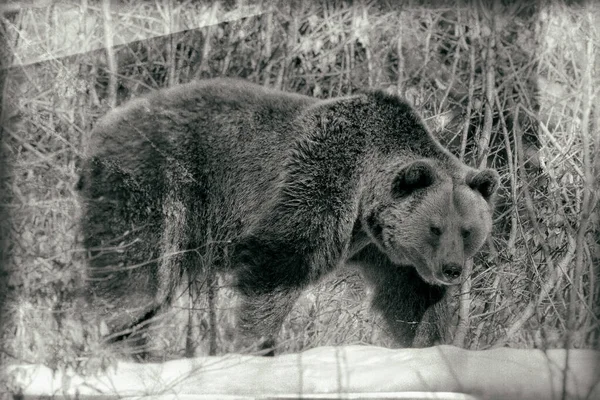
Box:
[0,0,598,379]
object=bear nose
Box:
[441,263,463,281]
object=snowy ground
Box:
[6,345,600,400]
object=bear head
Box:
[362,158,499,286]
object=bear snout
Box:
[439,262,463,284]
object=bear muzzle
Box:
[437,262,463,285]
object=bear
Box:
[77,78,499,355]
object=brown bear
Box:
[77,78,499,354]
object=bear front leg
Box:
[351,244,446,347]
[371,268,445,347]
[412,296,450,347]
[236,286,302,355]
[233,235,314,355]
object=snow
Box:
[6,345,600,400]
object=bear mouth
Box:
[431,270,462,286]
[410,258,462,287]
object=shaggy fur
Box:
[77,78,499,352]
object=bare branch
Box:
[101,0,117,109]
[477,3,496,169]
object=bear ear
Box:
[392,159,437,198]
[467,168,500,200]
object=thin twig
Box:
[101,0,117,109]
[477,2,495,169]
[460,8,476,161]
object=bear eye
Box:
[461,229,471,239]
[430,226,442,236]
